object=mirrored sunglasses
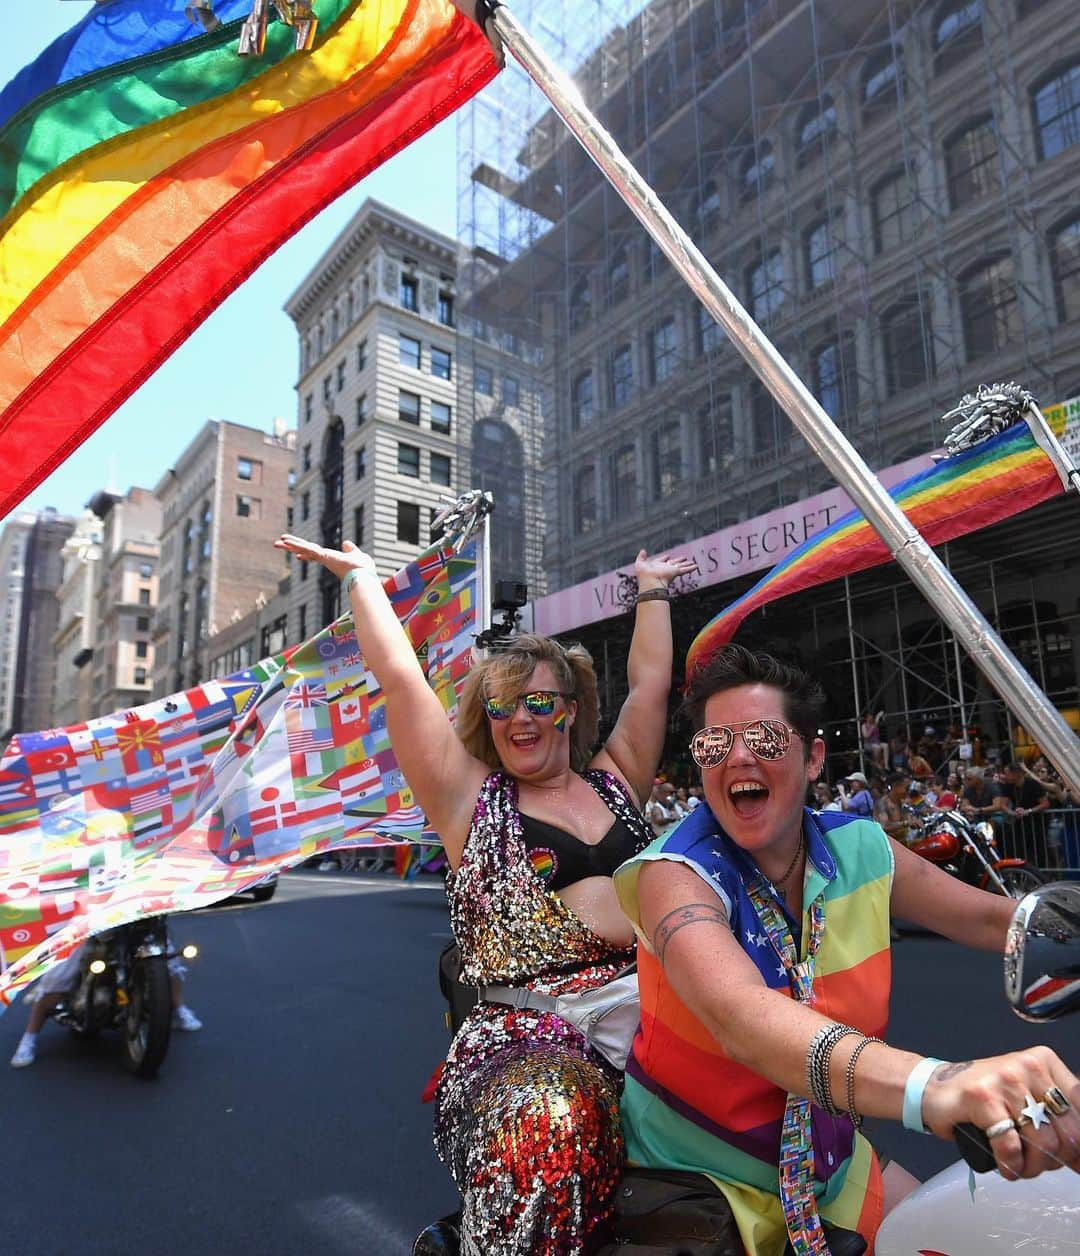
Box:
[690,719,803,768]
[483,690,573,721]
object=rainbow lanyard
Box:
[746,877,829,1256]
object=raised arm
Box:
[636,859,1080,1180]
[591,550,697,805]
[275,536,485,863]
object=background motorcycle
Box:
[904,803,1044,897]
[50,917,197,1078]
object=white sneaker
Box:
[10,1037,36,1068]
[172,1006,203,1032]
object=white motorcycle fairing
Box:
[875,1159,1080,1255]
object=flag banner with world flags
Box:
[0,531,479,1011]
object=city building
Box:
[152,419,295,696]
[459,0,1080,755]
[0,512,34,743]
[284,198,544,647]
[88,487,161,718]
[51,509,106,729]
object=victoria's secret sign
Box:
[530,453,931,638]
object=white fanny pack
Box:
[479,967,640,1070]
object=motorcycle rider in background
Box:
[10,925,201,1068]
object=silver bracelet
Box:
[844,1035,884,1128]
[806,1023,859,1115]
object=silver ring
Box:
[1043,1086,1072,1118]
[984,1117,1016,1140]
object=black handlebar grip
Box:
[954,1122,997,1173]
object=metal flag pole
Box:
[465,0,1080,794]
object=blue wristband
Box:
[341,568,371,597]
[902,1057,945,1133]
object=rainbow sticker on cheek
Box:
[553,710,568,734]
[529,848,557,883]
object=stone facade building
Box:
[51,510,106,729]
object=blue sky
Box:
[3,3,460,523]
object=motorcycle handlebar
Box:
[954,1122,997,1174]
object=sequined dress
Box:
[434,769,653,1256]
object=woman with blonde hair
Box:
[274,532,695,1255]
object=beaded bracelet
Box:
[844,1035,884,1128]
[635,587,671,604]
[806,1024,858,1114]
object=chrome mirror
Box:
[1004,882,1080,1022]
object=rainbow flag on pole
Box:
[685,421,1065,677]
[0,1,497,515]
[0,533,479,1011]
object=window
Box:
[261,615,287,658]
[795,96,837,167]
[398,442,420,477]
[804,219,839,290]
[398,390,421,424]
[399,334,421,369]
[696,395,733,478]
[746,251,786,322]
[811,333,859,423]
[749,379,782,454]
[301,490,310,521]
[177,594,188,659]
[610,444,637,518]
[136,640,149,659]
[135,667,147,685]
[608,246,630,304]
[137,616,150,633]
[945,116,999,209]
[298,605,307,641]
[474,364,493,396]
[356,339,367,370]
[302,442,312,472]
[431,347,452,380]
[303,394,312,424]
[959,255,1021,359]
[651,421,682,496]
[431,401,452,435]
[502,375,520,407]
[236,494,260,518]
[1032,62,1080,160]
[872,170,915,254]
[355,446,366,479]
[353,504,365,547]
[331,307,339,342]
[1050,215,1080,322]
[574,466,597,534]
[648,318,678,384]
[400,273,419,311]
[882,296,934,395]
[569,274,592,333]
[356,393,367,425]
[933,1,983,73]
[336,359,346,391]
[200,501,211,561]
[609,345,633,408]
[694,179,722,234]
[182,520,193,574]
[861,46,904,119]
[438,290,454,326]
[237,457,253,481]
[138,588,151,606]
[322,375,332,403]
[397,501,420,545]
[739,142,774,201]
[571,371,594,428]
[696,305,723,356]
[430,452,452,487]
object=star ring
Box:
[1016,1092,1049,1131]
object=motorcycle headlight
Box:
[88,959,107,974]
[976,821,996,845]
[181,944,198,960]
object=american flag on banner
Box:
[0,525,481,1011]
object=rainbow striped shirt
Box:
[614,806,893,1255]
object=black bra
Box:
[519,812,643,892]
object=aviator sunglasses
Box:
[483,690,573,721]
[690,719,805,769]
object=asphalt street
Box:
[3,870,1077,1256]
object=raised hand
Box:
[274,534,377,581]
[634,549,698,591]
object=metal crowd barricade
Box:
[992,807,1080,876]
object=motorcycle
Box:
[904,802,1044,897]
[415,884,1080,1254]
[50,917,197,1079]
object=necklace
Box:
[772,832,805,889]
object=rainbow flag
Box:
[685,421,1064,677]
[0,1,497,515]
[0,532,478,1011]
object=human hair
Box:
[681,643,826,748]
[457,634,600,773]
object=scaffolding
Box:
[456,0,1080,730]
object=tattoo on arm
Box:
[929,1061,973,1084]
[652,901,729,965]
